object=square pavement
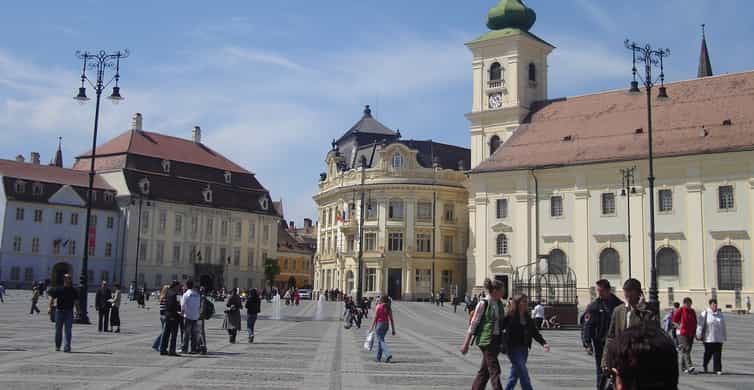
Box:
[0,289,751,389]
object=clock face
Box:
[488,93,502,109]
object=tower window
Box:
[489,135,501,156]
[391,153,403,170]
[490,62,502,81]
[528,63,537,82]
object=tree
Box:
[263,257,280,289]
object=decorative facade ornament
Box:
[202,184,213,203]
[138,178,150,195]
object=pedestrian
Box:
[0,283,5,302]
[531,301,545,329]
[663,302,680,347]
[137,287,146,308]
[608,324,679,390]
[152,285,169,352]
[461,278,506,390]
[697,298,727,375]
[30,287,41,315]
[47,273,80,352]
[582,279,623,390]
[245,288,261,343]
[224,288,242,343]
[747,296,751,314]
[110,284,122,333]
[501,293,550,390]
[197,287,212,355]
[181,280,201,354]
[95,280,112,332]
[370,295,396,363]
[602,278,658,372]
[671,297,697,374]
[160,281,181,356]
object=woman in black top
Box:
[501,294,550,390]
[224,288,242,343]
[245,288,261,343]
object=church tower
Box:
[466,0,554,168]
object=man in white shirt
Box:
[532,301,546,329]
[180,280,201,354]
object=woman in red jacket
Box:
[672,297,698,374]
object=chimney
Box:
[15,154,25,163]
[30,152,41,165]
[304,218,312,229]
[131,113,143,131]
[192,126,202,144]
[289,221,295,231]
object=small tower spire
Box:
[51,136,63,168]
[698,24,713,78]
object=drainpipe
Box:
[530,170,540,272]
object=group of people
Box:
[94,281,122,333]
[663,296,728,376]
[343,295,370,329]
[323,288,343,301]
[283,287,300,306]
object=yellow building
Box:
[276,220,314,290]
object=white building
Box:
[467,0,754,311]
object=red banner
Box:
[88,227,96,249]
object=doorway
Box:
[494,274,509,299]
[388,268,402,300]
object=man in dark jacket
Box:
[160,281,181,356]
[95,280,112,332]
[582,279,623,390]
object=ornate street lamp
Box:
[624,40,670,311]
[73,50,129,323]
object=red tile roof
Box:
[472,70,754,173]
[0,159,113,189]
[76,130,249,174]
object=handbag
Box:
[695,311,708,341]
[364,331,375,351]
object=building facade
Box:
[0,156,121,288]
[73,113,279,291]
[467,0,754,310]
[276,220,314,291]
[313,106,470,300]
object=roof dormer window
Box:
[224,171,232,184]
[391,152,404,170]
[202,185,213,203]
[259,196,269,210]
[138,178,151,195]
[161,159,171,173]
[14,180,26,193]
[104,191,114,203]
[32,182,44,196]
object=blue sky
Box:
[1,1,752,223]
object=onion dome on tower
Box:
[486,0,536,31]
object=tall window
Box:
[155,241,165,265]
[53,240,61,255]
[12,236,22,252]
[489,62,502,81]
[233,247,241,266]
[442,270,453,289]
[191,216,199,236]
[220,220,229,238]
[89,215,97,227]
[68,240,77,256]
[496,234,508,256]
[656,247,679,277]
[142,211,150,233]
[443,235,454,254]
[443,204,455,223]
[234,222,242,240]
[248,221,256,240]
[416,233,431,253]
[388,200,404,220]
[54,211,63,224]
[388,232,404,252]
[139,241,148,261]
[346,235,355,252]
[415,269,431,291]
[106,216,115,229]
[31,237,40,253]
[366,268,376,292]
[175,215,183,234]
[496,199,507,219]
[247,251,255,268]
[71,213,79,225]
[219,247,227,265]
[263,225,270,242]
[173,245,181,264]
[417,202,432,222]
[206,218,214,238]
[599,248,620,276]
[10,266,20,281]
[528,63,536,82]
[548,249,567,274]
[366,201,377,220]
[158,210,167,234]
[15,208,24,221]
[364,232,377,251]
[658,189,673,212]
[717,246,742,290]
[718,185,734,210]
[391,153,403,170]
[601,193,616,215]
[33,209,43,223]
[24,267,34,282]
[105,242,113,257]
[489,135,501,156]
[550,196,563,217]
[204,246,212,264]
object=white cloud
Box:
[547,35,629,96]
[221,46,305,72]
[574,0,617,34]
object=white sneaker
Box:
[687,367,696,374]
[716,371,723,376]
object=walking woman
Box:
[461,278,505,390]
[30,287,41,315]
[152,285,169,351]
[245,288,261,343]
[110,284,122,333]
[697,298,727,375]
[501,293,550,390]
[224,288,242,343]
[369,295,396,363]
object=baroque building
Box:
[274,201,315,291]
[313,106,470,300]
[467,0,754,310]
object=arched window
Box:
[489,135,501,156]
[656,247,679,277]
[717,246,742,290]
[391,152,403,170]
[599,248,620,276]
[548,249,567,274]
[528,63,537,82]
[490,62,502,81]
[496,234,508,256]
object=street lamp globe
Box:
[108,86,124,104]
[74,87,89,104]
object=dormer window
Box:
[104,191,114,203]
[14,180,26,193]
[138,178,150,195]
[32,182,44,196]
[202,185,213,203]
[224,171,232,184]
[259,196,269,210]
[161,160,171,173]
[488,62,503,88]
[391,152,404,170]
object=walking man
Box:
[48,274,80,352]
[532,301,546,329]
[582,279,622,390]
[30,287,41,315]
[95,280,112,332]
[160,281,181,356]
[673,297,697,374]
[0,283,5,302]
[181,280,201,354]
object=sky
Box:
[1,1,753,224]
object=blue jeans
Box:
[505,346,532,390]
[375,321,392,361]
[54,309,74,352]
[152,314,166,350]
[247,314,258,337]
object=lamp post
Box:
[73,50,129,323]
[620,166,637,278]
[624,40,670,310]
[356,161,367,303]
[130,196,149,299]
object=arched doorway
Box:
[51,262,72,287]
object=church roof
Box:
[472,70,754,174]
[698,26,713,78]
[335,105,396,144]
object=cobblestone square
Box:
[0,290,751,389]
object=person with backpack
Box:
[245,288,261,343]
[198,287,214,354]
[460,278,506,390]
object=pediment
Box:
[709,230,749,240]
[48,185,85,207]
[489,257,513,273]
[490,222,513,233]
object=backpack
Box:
[200,297,215,320]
